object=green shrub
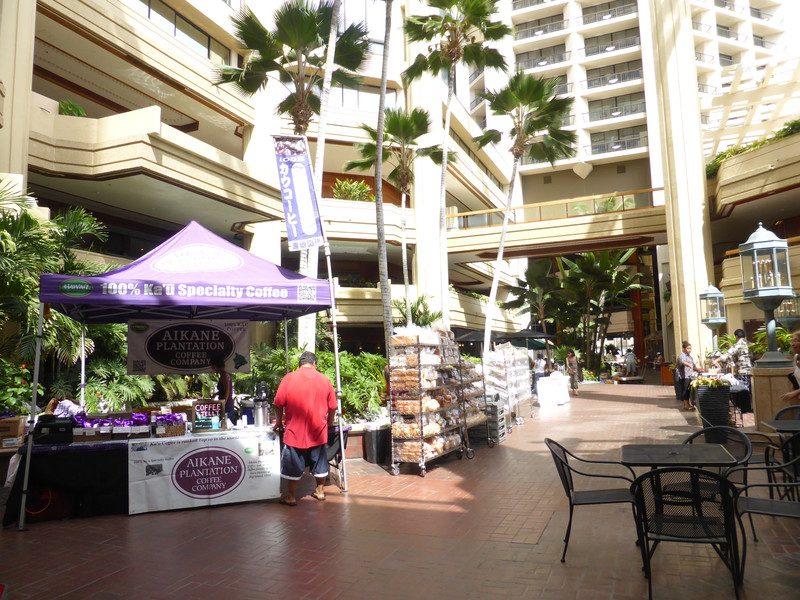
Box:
[331,178,374,202]
[0,358,34,415]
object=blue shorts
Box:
[280,444,329,480]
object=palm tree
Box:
[501,258,560,367]
[217,1,369,351]
[216,1,369,136]
[373,0,394,354]
[345,107,449,325]
[556,250,649,369]
[403,0,510,328]
[473,73,575,351]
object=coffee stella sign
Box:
[172,447,245,499]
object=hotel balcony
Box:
[587,134,648,156]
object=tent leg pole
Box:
[323,242,347,492]
[283,317,289,374]
[19,304,45,530]
[80,323,86,406]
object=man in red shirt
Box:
[273,351,337,505]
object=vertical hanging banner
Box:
[273,135,324,252]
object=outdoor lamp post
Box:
[776,295,800,332]
[739,223,794,367]
[699,283,726,351]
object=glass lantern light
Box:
[776,294,800,332]
[699,283,726,351]
[739,223,794,367]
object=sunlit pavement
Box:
[1,379,799,599]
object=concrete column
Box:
[643,0,714,358]
[0,0,37,184]
[752,366,795,432]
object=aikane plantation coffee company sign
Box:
[127,319,250,374]
[172,447,245,499]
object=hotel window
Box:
[341,0,385,54]
[586,59,643,87]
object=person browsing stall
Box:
[676,341,703,411]
[712,329,753,391]
[210,355,235,425]
[273,351,337,506]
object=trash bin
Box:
[364,424,390,464]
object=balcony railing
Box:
[695,51,715,64]
[588,135,647,155]
[584,67,643,89]
[586,101,645,122]
[751,7,781,23]
[697,82,717,94]
[470,96,485,110]
[583,36,640,57]
[714,0,743,13]
[515,19,568,40]
[693,21,712,34]
[561,114,575,126]
[516,51,571,70]
[452,188,662,228]
[719,55,738,67]
[717,28,747,43]
[555,81,573,95]
[753,37,778,50]
[469,69,483,83]
[579,3,637,26]
[512,0,550,10]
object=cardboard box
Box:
[0,417,26,448]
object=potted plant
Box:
[690,376,731,436]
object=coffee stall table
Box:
[761,420,800,434]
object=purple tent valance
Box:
[39,221,331,323]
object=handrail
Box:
[579,3,637,26]
[585,101,645,122]
[583,36,640,57]
[584,67,643,89]
[517,51,571,70]
[695,51,715,64]
[515,19,568,40]
[588,135,647,154]
[450,187,664,230]
[512,0,549,10]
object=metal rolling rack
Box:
[458,358,493,448]
[388,335,469,476]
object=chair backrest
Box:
[545,438,575,497]
[631,467,741,541]
[780,432,800,476]
[774,405,800,420]
[683,426,752,465]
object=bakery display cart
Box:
[388,331,469,476]
[458,358,492,448]
[484,344,533,433]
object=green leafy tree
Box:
[473,73,575,350]
[215,1,369,135]
[345,107,450,324]
[403,0,511,327]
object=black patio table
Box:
[761,419,800,433]
[621,443,737,468]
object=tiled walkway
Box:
[2,381,799,599]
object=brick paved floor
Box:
[2,380,799,599]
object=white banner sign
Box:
[272,135,324,251]
[127,319,250,374]
[128,431,281,515]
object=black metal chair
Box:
[727,450,800,542]
[773,404,800,420]
[544,438,636,562]
[630,467,745,600]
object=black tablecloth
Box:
[730,385,751,413]
[3,441,128,527]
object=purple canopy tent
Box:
[21,222,343,528]
[39,221,331,323]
